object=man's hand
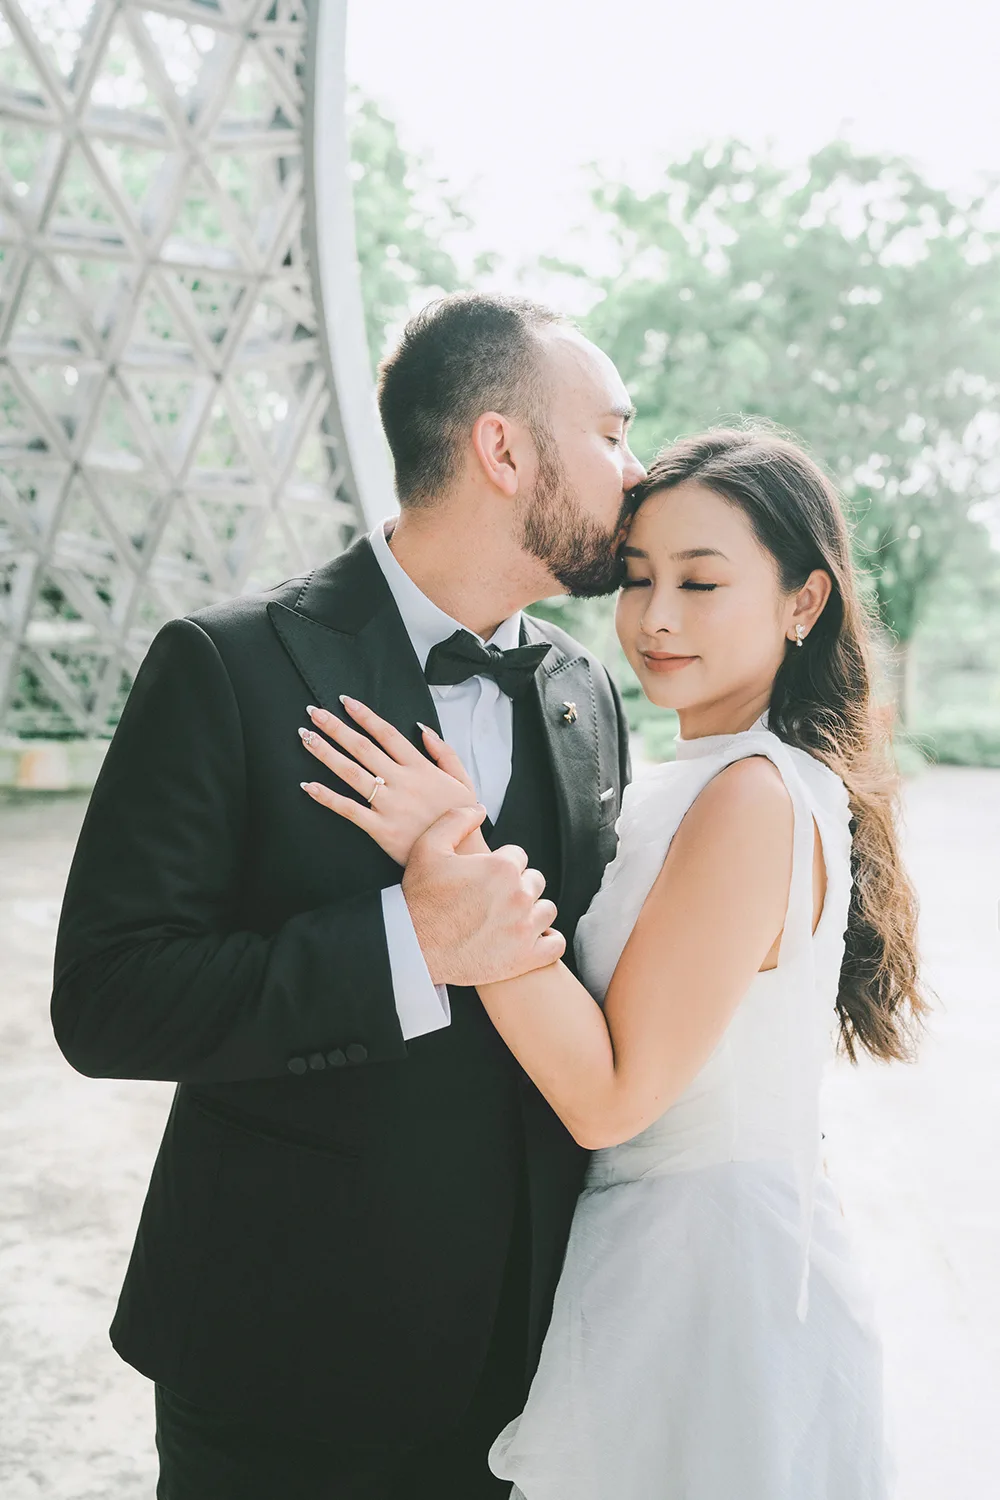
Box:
[403,806,566,987]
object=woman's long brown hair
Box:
[629,426,928,1062]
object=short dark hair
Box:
[376,292,567,507]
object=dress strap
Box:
[710,735,827,1320]
[768,742,822,974]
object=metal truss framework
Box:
[0,0,380,737]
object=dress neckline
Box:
[674,711,771,762]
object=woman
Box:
[301,427,925,1498]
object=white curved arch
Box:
[305,0,395,529]
[0,0,386,740]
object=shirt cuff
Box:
[381,884,451,1041]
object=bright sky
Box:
[348,0,1000,287]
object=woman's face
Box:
[615,481,815,732]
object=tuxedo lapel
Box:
[522,615,608,920]
[266,536,444,747]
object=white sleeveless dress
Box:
[489,720,891,1499]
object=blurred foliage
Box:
[907,539,1000,765]
[349,94,469,366]
[914,543,1000,711]
[541,141,1000,727]
[919,717,1000,768]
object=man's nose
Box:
[623,448,647,489]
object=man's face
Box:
[518,331,646,597]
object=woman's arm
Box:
[477,756,796,1149]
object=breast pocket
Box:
[598,782,621,829]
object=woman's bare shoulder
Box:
[692,753,792,818]
[665,753,794,877]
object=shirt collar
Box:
[368,519,522,671]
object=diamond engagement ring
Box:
[366,775,386,806]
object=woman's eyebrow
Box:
[672,547,728,561]
[621,545,729,561]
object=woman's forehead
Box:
[629,482,755,548]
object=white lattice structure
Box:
[0,0,387,739]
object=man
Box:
[52,293,646,1497]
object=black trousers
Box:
[155,1189,532,1500]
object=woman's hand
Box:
[299,696,490,865]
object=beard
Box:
[519,438,631,597]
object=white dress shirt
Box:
[370,519,523,1040]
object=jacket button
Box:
[308,1052,326,1071]
[287,1056,307,1075]
[326,1048,347,1068]
[345,1043,368,1064]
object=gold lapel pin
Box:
[561,701,578,725]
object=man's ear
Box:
[471,411,520,497]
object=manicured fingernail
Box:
[300,781,313,792]
[298,727,314,745]
[417,721,438,737]
[306,704,322,720]
[340,694,359,709]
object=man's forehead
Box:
[540,326,631,410]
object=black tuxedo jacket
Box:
[52,535,629,1445]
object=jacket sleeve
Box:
[51,617,409,1084]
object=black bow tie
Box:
[424,629,551,699]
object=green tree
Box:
[349,94,468,366]
[552,141,1000,723]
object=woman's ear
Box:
[787,569,833,645]
[470,411,520,497]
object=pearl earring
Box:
[794,624,806,647]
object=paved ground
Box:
[1,769,998,1498]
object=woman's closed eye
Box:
[622,577,720,592]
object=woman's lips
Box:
[640,652,699,674]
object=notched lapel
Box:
[266,545,443,749]
[524,619,608,919]
[534,653,602,824]
[267,603,372,718]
